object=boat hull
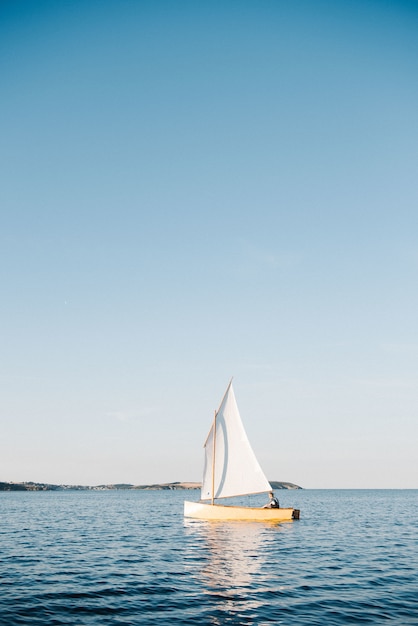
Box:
[184,500,300,521]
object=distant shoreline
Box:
[0,480,302,492]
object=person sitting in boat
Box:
[263,491,280,508]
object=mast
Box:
[210,378,233,505]
[211,409,216,506]
[202,378,234,504]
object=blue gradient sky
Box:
[1,0,417,487]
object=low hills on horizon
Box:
[0,480,302,492]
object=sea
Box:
[1,489,418,625]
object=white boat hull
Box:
[184,500,300,521]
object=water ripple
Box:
[1,490,418,624]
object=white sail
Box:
[201,381,272,500]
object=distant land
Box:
[0,480,302,492]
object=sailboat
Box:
[184,380,300,521]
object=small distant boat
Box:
[184,380,300,521]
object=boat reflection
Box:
[184,519,282,623]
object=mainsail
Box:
[201,381,272,501]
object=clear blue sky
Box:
[1,0,417,488]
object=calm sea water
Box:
[1,489,418,625]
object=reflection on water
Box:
[184,519,283,624]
